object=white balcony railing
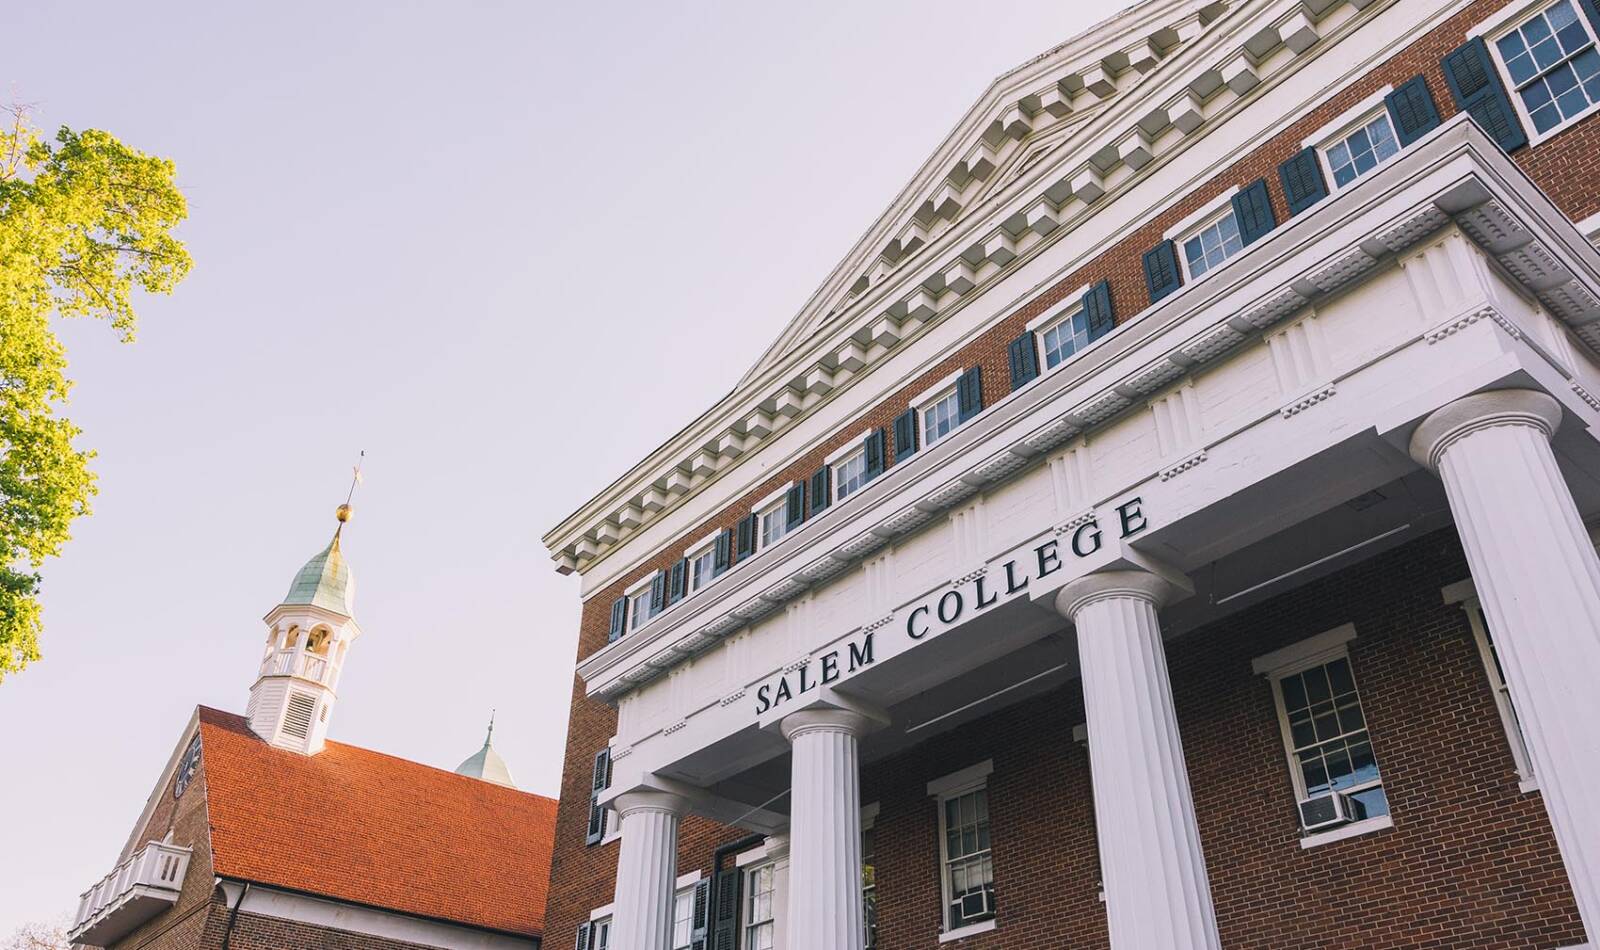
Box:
[260,649,332,683]
[69,840,191,946]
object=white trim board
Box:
[218,881,533,950]
[1252,623,1359,675]
[1302,85,1394,148]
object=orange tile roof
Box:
[197,706,556,937]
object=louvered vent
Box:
[282,691,317,739]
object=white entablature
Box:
[577,120,1600,705]
[542,0,1434,578]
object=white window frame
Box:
[1442,579,1539,792]
[1252,625,1394,849]
[927,760,998,943]
[1165,186,1242,285]
[625,573,658,632]
[684,530,720,596]
[586,909,614,950]
[1024,294,1094,374]
[1302,86,1400,192]
[826,434,872,504]
[671,870,703,950]
[862,802,880,950]
[1474,0,1600,146]
[739,859,778,950]
[751,485,790,554]
[911,371,964,450]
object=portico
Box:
[583,121,1600,948]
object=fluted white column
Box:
[1410,389,1600,941]
[612,790,689,950]
[1056,571,1221,950]
[781,709,871,950]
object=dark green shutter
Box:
[575,921,592,950]
[607,596,628,643]
[710,867,742,950]
[893,409,919,462]
[1278,148,1328,216]
[1082,280,1114,341]
[785,482,806,531]
[1142,240,1182,303]
[1008,331,1039,390]
[735,513,756,560]
[713,528,732,576]
[956,366,983,423]
[810,466,831,514]
[864,428,886,481]
[1231,178,1277,245]
[690,877,712,950]
[1443,37,1528,152]
[1385,75,1441,146]
[585,747,611,845]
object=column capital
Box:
[1409,388,1561,470]
[612,789,692,819]
[779,707,879,743]
[1054,567,1191,623]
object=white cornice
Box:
[542,0,1444,577]
[575,120,1600,700]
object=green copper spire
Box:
[455,712,517,788]
[281,510,357,617]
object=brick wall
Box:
[107,725,217,950]
[545,0,1600,945]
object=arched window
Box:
[283,626,301,650]
[307,627,332,656]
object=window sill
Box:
[1518,776,1540,795]
[600,828,621,846]
[1299,814,1392,849]
[939,920,997,943]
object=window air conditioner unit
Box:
[1298,793,1350,832]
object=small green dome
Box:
[456,719,517,788]
[283,531,356,617]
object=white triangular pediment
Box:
[742,0,1231,386]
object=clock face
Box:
[174,735,202,799]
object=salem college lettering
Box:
[755,497,1149,715]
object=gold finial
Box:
[332,451,365,537]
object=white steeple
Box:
[246,504,362,755]
[455,712,518,788]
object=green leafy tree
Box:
[0,105,191,680]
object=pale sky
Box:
[0,0,1100,929]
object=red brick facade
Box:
[545,0,1600,946]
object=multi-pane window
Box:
[922,389,961,448]
[759,503,788,550]
[1181,211,1243,280]
[1464,599,1536,783]
[1495,0,1600,136]
[630,589,654,631]
[1041,308,1091,369]
[835,449,868,502]
[862,825,878,949]
[1325,112,1400,188]
[591,917,612,950]
[690,546,716,594]
[1274,655,1389,822]
[743,863,776,950]
[672,887,695,950]
[940,787,996,931]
